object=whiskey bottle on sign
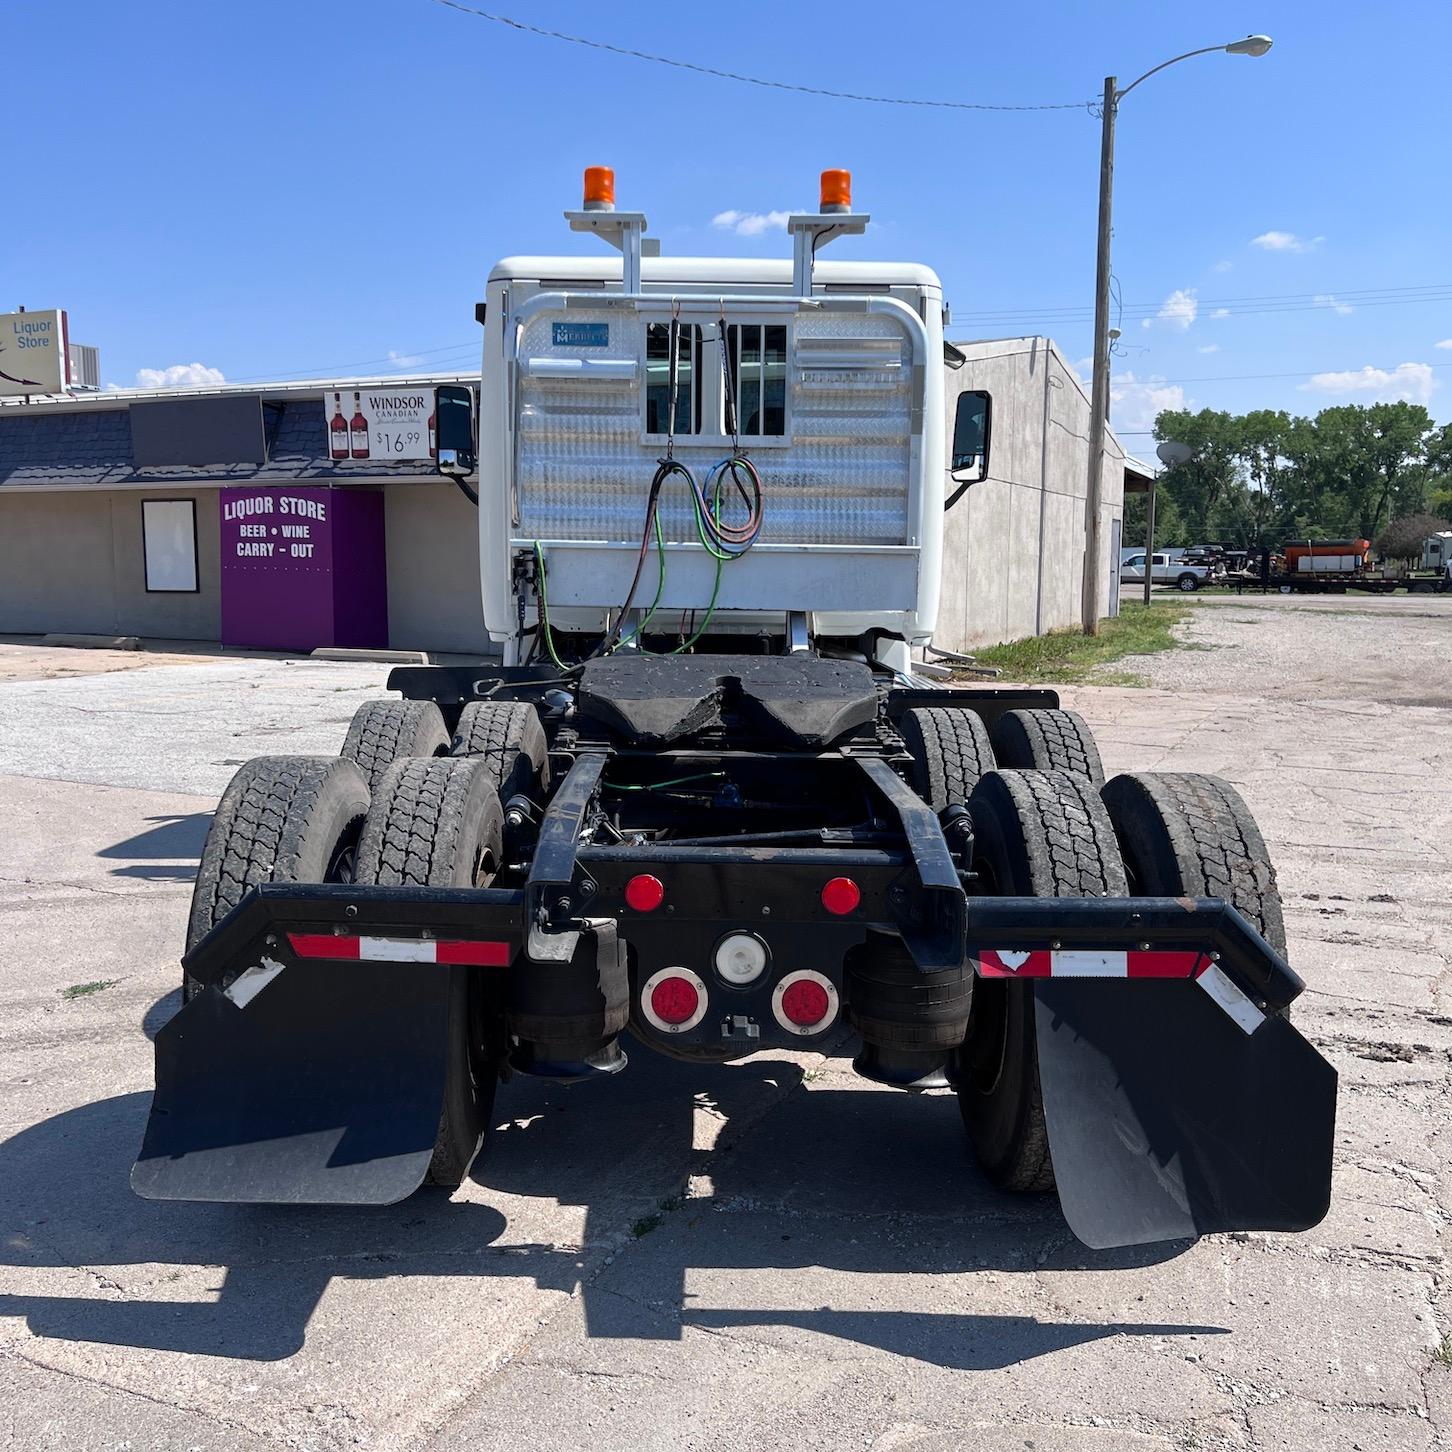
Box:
[350,391,369,459]
[329,392,349,460]
[428,408,436,458]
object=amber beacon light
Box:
[819,168,852,213]
[582,166,615,211]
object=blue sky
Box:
[9,0,1452,440]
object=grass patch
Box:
[631,1194,683,1239]
[61,979,118,1000]
[1435,1335,1452,1367]
[964,601,1194,685]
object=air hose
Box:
[535,307,767,663]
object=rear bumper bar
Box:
[179,881,1298,1034]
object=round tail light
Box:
[640,967,708,1033]
[772,970,839,1036]
[625,874,665,912]
[821,877,861,916]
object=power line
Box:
[962,280,1452,319]
[1155,360,1452,386]
[225,342,479,385]
[427,0,1092,112]
[957,283,1452,326]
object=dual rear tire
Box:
[959,765,1288,1192]
[188,697,532,1191]
[894,703,1284,1196]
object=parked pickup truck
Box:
[1120,552,1216,592]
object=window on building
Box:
[645,323,703,435]
[142,499,199,592]
[725,324,788,437]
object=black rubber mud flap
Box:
[132,960,452,1205]
[1034,979,1337,1249]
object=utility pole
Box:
[1081,76,1116,636]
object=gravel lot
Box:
[1121,594,1452,706]
[1,607,1449,1452]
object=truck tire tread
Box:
[961,769,1127,1192]
[449,701,550,802]
[186,755,369,996]
[353,757,505,1186]
[1100,771,1286,957]
[900,705,995,810]
[991,708,1105,785]
[342,699,450,793]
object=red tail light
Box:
[781,977,831,1026]
[640,967,708,1033]
[650,976,699,1024]
[821,877,861,916]
[772,970,839,1035]
[625,874,665,912]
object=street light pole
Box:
[1080,35,1273,636]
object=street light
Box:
[1081,35,1273,635]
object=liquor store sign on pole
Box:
[0,310,69,397]
[325,387,436,463]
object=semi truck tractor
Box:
[134,170,1336,1249]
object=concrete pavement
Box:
[1,615,1448,1451]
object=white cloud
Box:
[1197,343,1221,354]
[1109,372,1186,433]
[1211,259,1233,273]
[1210,308,1230,320]
[1251,230,1324,253]
[1435,339,1452,350]
[711,208,791,237]
[1313,294,1354,316]
[1154,288,1197,331]
[133,362,226,389]
[387,349,423,368]
[1300,362,1436,405]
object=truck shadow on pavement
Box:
[97,813,211,882]
[0,1047,1221,1368]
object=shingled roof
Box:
[0,395,449,489]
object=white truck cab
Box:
[438,170,991,667]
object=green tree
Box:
[1284,403,1435,540]
[1425,422,1452,517]
[1122,484,1186,549]
[1150,409,1242,540]
[1234,409,1295,545]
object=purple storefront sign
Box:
[219,486,388,652]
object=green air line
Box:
[533,541,569,670]
[606,771,727,792]
[614,513,668,652]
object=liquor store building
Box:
[0,376,494,654]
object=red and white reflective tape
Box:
[288,933,511,967]
[977,948,1206,979]
[975,948,1266,1034]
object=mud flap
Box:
[1034,979,1337,1249]
[132,959,453,1204]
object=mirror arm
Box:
[452,474,479,507]
[945,474,978,512]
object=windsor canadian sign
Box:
[324,387,436,463]
[0,310,69,396]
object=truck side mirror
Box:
[434,384,476,478]
[950,389,992,485]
